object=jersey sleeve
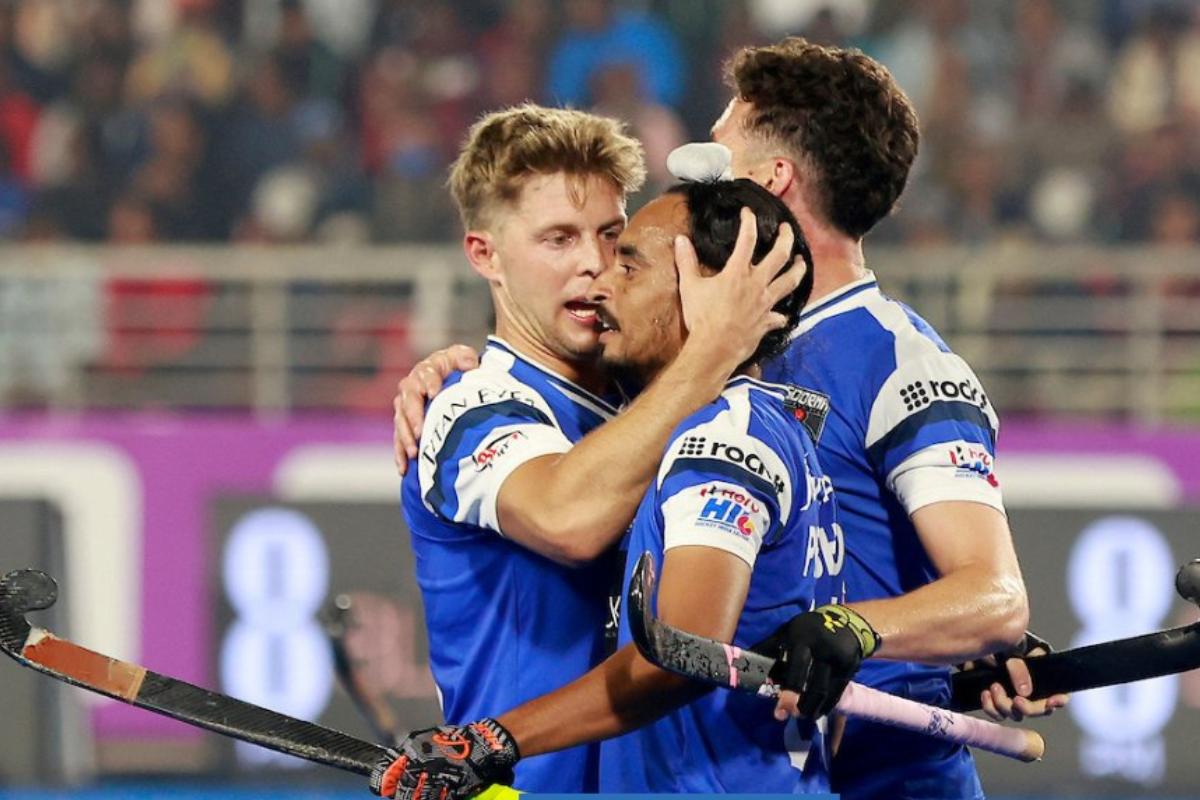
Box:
[654,412,799,569]
[416,377,573,533]
[864,350,1004,515]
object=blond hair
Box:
[448,104,646,229]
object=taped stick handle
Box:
[837,682,1044,762]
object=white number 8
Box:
[1067,516,1178,742]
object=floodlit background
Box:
[0,0,1198,798]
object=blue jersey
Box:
[763,274,1003,800]
[601,377,844,793]
[402,337,619,792]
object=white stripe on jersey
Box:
[655,382,796,527]
[417,348,575,531]
[792,273,879,338]
[860,296,1000,448]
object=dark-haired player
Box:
[712,39,1065,800]
[371,180,856,798]
[400,104,801,793]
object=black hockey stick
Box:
[626,552,1045,761]
[950,558,1200,710]
[0,569,388,774]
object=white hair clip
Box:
[666,142,734,183]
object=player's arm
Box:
[500,545,748,751]
[842,351,1028,662]
[495,214,802,566]
[769,352,1037,720]
[368,547,750,800]
[848,500,1028,663]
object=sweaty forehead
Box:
[621,194,689,266]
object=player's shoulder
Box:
[792,288,952,396]
[860,297,997,446]
[668,377,789,442]
[848,292,985,398]
[658,378,800,493]
[426,346,547,411]
[420,352,555,455]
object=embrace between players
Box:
[373,39,1067,800]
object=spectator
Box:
[546,0,684,107]
[1107,4,1200,135]
[125,0,235,109]
[589,62,686,198]
[275,0,345,101]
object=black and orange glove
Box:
[369,718,520,800]
[756,605,880,718]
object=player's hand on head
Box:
[394,345,480,475]
[369,719,520,800]
[754,605,880,721]
[674,207,802,371]
[964,631,1069,722]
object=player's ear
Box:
[463,231,501,282]
[762,158,797,199]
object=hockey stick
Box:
[951,558,1200,711]
[626,552,1045,762]
[0,568,517,799]
[0,569,387,773]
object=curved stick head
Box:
[0,569,59,654]
[627,552,661,660]
[1177,559,1200,609]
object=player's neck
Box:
[492,318,609,395]
[783,199,868,306]
[735,363,762,382]
[806,231,868,307]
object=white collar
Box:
[792,271,880,337]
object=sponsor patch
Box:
[784,385,831,444]
[421,387,539,465]
[690,482,769,540]
[948,443,999,487]
[472,430,527,471]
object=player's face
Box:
[712,98,774,183]
[592,193,689,380]
[488,172,626,366]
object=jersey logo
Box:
[948,444,999,487]
[693,484,767,540]
[783,385,831,444]
[898,377,989,413]
[472,430,527,472]
[675,437,786,494]
[421,388,540,466]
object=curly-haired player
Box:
[715,38,1065,800]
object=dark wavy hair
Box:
[727,37,919,239]
[667,179,813,366]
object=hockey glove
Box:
[756,605,880,718]
[369,718,520,800]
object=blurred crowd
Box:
[0,0,1198,246]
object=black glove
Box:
[755,605,880,718]
[369,718,520,800]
